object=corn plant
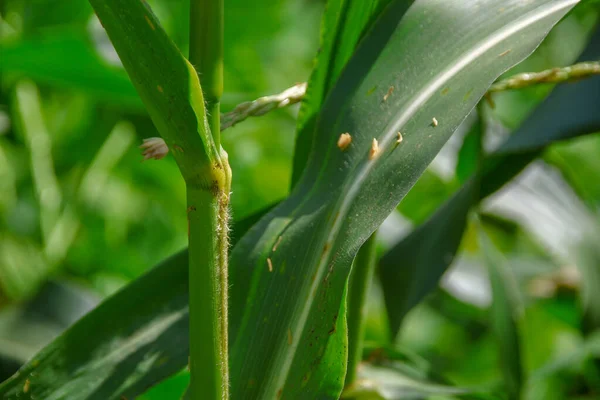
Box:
[2,0,600,399]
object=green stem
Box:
[187,156,231,400]
[345,232,378,388]
[189,0,223,148]
[188,2,228,399]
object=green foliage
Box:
[292,0,396,185]
[380,23,600,339]
[2,0,600,399]
[478,220,524,399]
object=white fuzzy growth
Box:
[139,137,169,160]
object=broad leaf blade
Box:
[0,251,189,400]
[0,208,263,400]
[380,22,600,339]
[88,0,218,181]
[291,0,398,186]
[228,1,578,398]
[380,179,478,336]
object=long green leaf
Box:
[87,2,230,398]
[0,250,189,400]
[291,0,397,186]
[0,207,263,399]
[88,0,220,183]
[379,178,479,336]
[477,220,524,400]
[228,1,577,398]
[380,22,600,339]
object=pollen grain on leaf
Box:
[369,138,380,160]
[432,117,438,127]
[272,236,283,252]
[337,133,352,151]
[396,132,403,144]
[23,379,30,394]
[267,258,273,272]
[157,85,164,93]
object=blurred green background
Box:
[1,0,600,399]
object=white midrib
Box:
[265,0,578,397]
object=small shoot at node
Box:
[337,133,352,151]
[369,138,380,160]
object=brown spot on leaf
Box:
[302,372,311,384]
[272,236,283,252]
[144,15,155,30]
[322,242,331,256]
[383,86,394,102]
